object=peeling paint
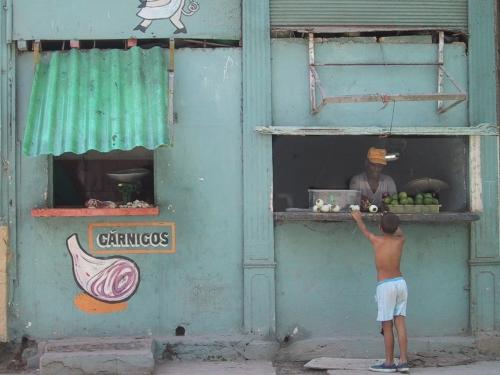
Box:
[223,56,234,81]
[269,185,273,212]
[1,159,9,172]
[191,283,224,310]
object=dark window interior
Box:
[53,148,154,207]
[273,135,468,212]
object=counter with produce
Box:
[274,211,479,223]
[276,187,478,223]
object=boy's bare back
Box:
[370,229,404,281]
[351,211,405,281]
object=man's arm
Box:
[351,210,377,244]
[384,175,397,196]
[349,174,360,190]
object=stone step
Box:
[39,337,154,375]
[154,360,276,375]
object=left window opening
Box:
[52,147,154,208]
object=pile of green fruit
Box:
[383,192,439,206]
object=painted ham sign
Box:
[67,234,140,303]
[87,222,176,255]
[65,222,176,314]
[97,231,169,248]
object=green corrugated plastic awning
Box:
[23,47,169,156]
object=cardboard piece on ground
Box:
[304,357,376,370]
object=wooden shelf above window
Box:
[255,123,498,136]
[31,207,160,217]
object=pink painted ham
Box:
[66,234,140,303]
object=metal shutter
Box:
[270,0,468,31]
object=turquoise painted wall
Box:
[468,0,500,332]
[275,222,469,338]
[271,39,471,338]
[4,2,498,343]
[10,48,243,339]
[13,0,240,40]
[272,38,468,127]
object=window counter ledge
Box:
[32,207,160,217]
[274,211,480,223]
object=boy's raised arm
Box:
[351,210,377,243]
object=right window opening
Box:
[272,135,468,213]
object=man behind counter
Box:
[349,147,397,208]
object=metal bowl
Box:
[403,178,450,195]
[106,168,150,183]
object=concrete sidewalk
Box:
[325,361,500,374]
[2,360,499,374]
[153,360,500,375]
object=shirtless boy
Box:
[351,210,409,373]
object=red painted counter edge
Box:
[31,207,160,217]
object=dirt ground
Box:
[0,337,39,374]
[274,349,498,374]
[0,341,23,373]
[0,339,498,374]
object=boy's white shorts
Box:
[375,277,408,322]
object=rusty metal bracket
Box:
[308,32,467,115]
[69,40,80,49]
[32,40,41,65]
[126,38,138,49]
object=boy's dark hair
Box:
[381,213,400,234]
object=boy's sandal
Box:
[369,362,398,373]
[397,362,410,373]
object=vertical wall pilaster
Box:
[468,0,500,332]
[1,1,7,223]
[242,0,275,335]
[0,0,13,342]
